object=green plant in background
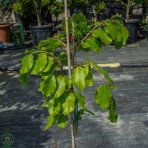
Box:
[11,25,26,46]
[19,8,128,148]
[140,17,148,31]
[47,0,64,31]
[116,0,147,21]
[133,0,148,5]
[0,0,13,23]
[12,0,51,26]
[48,0,64,18]
[89,0,106,21]
[68,0,87,15]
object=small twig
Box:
[71,16,77,67]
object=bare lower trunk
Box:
[126,0,131,21]
[37,14,42,26]
[92,6,97,22]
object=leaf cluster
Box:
[20,13,128,132]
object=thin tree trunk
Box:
[92,5,97,22]
[64,0,76,148]
[37,14,42,26]
[126,0,131,21]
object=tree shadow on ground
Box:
[0,71,65,148]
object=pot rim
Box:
[30,24,54,29]
[0,23,13,27]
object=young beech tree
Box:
[19,6,128,148]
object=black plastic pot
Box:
[30,24,54,46]
[126,20,140,42]
[132,7,143,20]
[107,3,126,19]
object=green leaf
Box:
[73,13,90,38]
[72,66,87,91]
[38,38,63,51]
[62,17,72,33]
[104,22,120,40]
[45,99,61,130]
[31,53,47,75]
[38,80,44,92]
[73,13,87,25]
[43,57,54,73]
[74,92,85,109]
[54,76,66,98]
[95,84,112,110]
[115,41,123,49]
[20,54,34,74]
[48,96,61,116]
[19,74,29,86]
[48,99,55,114]
[108,99,118,122]
[121,26,129,45]
[43,75,57,98]
[62,92,75,115]
[41,101,47,109]
[65,76,72,90]
[80,46,91,52]
[104,20,128,48]
[88,60,116,89]
[44,114,58,130]
[43,63,57,76]
[82,36,102,52]
[84,64,94,87]
[58,52,67,65]
[58,114,68,128]
[92,28,112,45]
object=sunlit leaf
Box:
[104,22,120,40]
[65,76,72,90]
[72,66,87,90]
[54,76,66,98]
[88,60,115,89]
[92,28,112,45]
[43,57,54,73]
[39,38,63,51]
[95,84,112,110]
[44,114,58,130]
[20,54,34,74]
[82,36,102,52]
[31,53,48,75]
[84,64,94,87]
[62,92,75,115]
[43,74,57,98]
